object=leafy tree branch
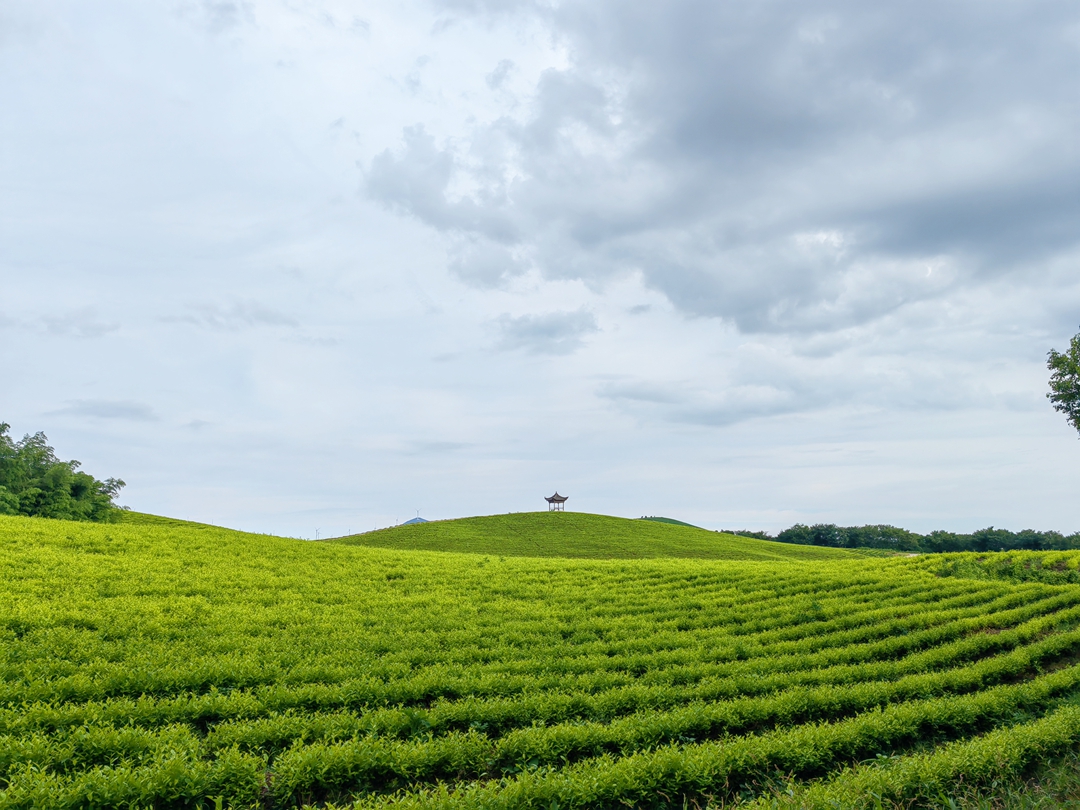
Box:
[1048,329,1080,435]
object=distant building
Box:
[545,492,568,511]
[402,517,428,525]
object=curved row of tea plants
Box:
[2,513,1080,808]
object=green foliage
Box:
[1048,329,1080,435]
[0,423,124,522]
[776,523,924,551]
[330,511,854,560]
[927,549,1080,585]
[4,514,1080,807]
[722,528,773,540]
[773,522,1080,554]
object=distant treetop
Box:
[0,422,125,522]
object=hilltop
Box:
[327,511,855,561]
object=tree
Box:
[0,422,125,521]
[1047,330,1080,435]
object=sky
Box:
[2,0,1080,538]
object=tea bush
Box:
[2,513,1080,808]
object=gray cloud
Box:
[373,0,1080,332]
[856,171,1080,266]
[367,125,519,245]
[496,309,598,354]
[600,371,826,428]
[598,333,1033,429]
[597,381,680,405]
[674,391,810,428]
[40,308,119,338]
[178,0,254,33]
[486,59,515,90]
[51,400,157,421]
[166,301,298,330]
[448,240,528,287]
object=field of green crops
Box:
[4,511,1080,808]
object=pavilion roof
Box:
[545,492,568,503]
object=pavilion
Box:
[545,492,568,511]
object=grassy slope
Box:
[327,511,855,561]
[116,509,227,529]
[640,516,702,528]
[3,513,1080,807]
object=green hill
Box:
[640,515,703,528]
[328,511,854,561]
[115,509,227,529]
[4,511,1080,808]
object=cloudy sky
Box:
[3,0,1080,537]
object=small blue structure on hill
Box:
[402,516,428,526]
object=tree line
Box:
[0,423,124,522]
[725,524,1080,553]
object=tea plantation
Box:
[3,511,1080,808]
